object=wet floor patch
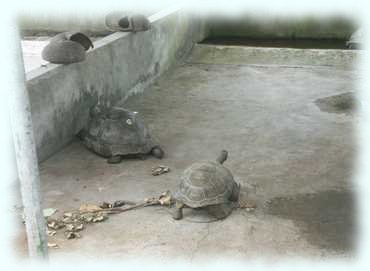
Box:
[264,190,356,253]
[315,92,357,115]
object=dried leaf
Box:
[65,224,75,231]
[48,242,59,248]
[43,208,57,217]
[99,202,113,209]
[80,213,94,223]
[75,223,84,231]
[47,220,65,230]
[151,165,170,176]
[62,216,74,223]
[79,203,102,212]
[47,230,56,236]
[92,214,107,223]
[158,191,173,206]
[65,231,81,239]
[63,212,73,217]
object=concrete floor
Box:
[17,44,358,261]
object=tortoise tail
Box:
[216,150,228,164]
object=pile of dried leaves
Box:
[40,190,257,249]
[46,205,108,239]
[45,191,174,248]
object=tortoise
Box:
[78,105,164,164]
[172,150,240,220]
[42,32,94,64]
[105,12,150,32]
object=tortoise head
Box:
[216,150,228,164]
[67,32,94,50]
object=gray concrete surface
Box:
[21,40,49,72]
[15,44,357,261]
[26,9,208,162]
[190,44,358,67]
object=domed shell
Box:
[79,106,158,157]
[42,32,93,64]
[105,12,150,32]
[42,40,86,64]
[175,161,235,208]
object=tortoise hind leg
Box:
[107,155,123,164]
[137,153,148,160]
[229,182,241,202]
[172,201,184,220]
[206,203,233,220]
[151,146,164,159]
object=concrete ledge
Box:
[188,44,359,67]
[27,8,207,161]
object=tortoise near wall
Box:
[42,32,94,64]
[78,106,164,164]
[105,12,151,32]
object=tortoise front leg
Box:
[229,182,241,202]
[172,201,185,220]
[107,155,123,164]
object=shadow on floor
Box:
[264,190,356,253]
[315,92,357,115]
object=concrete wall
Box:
[26,9,208,161]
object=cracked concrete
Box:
[15,44,357,261]
[190,224,210,261]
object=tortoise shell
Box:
[42,32,93,64]
[79,106,158,158]
[175,160,237,208]
[105,12,150,32]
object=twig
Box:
[81,200,161,215]
[109,200,160,214]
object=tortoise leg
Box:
[107,155,123,164]
[151,146,164,159]
[206,203,233,220]
[229,182,241,202]
[76,129,87,140]
[138,153,148,160]
[172,201,184,220]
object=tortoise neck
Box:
[216,150,228,164]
